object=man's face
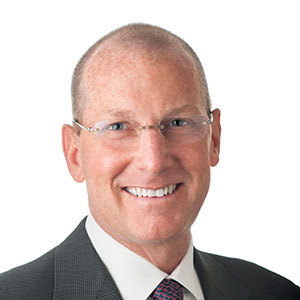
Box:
[69,45,220,247]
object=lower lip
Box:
[123,184,182,199]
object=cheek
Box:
[82,145,130,222]
[180,142,211,202]
[81,144,134,217]
[180,140,211,173]
[81,141,126,182]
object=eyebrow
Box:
[102,109,136,118]
[102,103,202,119]
[164,104,201,116]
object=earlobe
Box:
[62,124,85,183]
[210,109,221,167]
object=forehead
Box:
[81,42,205,120]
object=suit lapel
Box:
[53,218,122,300]
[194,250,252,300]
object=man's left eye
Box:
[170,119,189,127]
[108,122,127,131]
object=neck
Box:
[116,231,191,274]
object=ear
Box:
[210,109,221,167]
[62,124,85,182]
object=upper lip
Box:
[123,183,181,189]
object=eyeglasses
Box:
[73,113,212,147]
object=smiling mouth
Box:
[124,184,181,198]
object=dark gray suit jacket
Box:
[0,218,299,299]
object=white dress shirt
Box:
[86,214,205,300]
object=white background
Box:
[0,0,299,285]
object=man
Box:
[0,23,299,300]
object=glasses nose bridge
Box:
[137,124,165,138]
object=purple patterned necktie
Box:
[151,279,183,300]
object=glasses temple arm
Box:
[72,119,98,132]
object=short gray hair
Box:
[71,23,211,120]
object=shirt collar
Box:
[85,214,204,300]
[169,238,204,299]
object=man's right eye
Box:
[107,122,127,131]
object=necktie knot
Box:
[151,279,183,300]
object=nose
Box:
[134,127,170,174]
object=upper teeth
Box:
[125,184,177,198]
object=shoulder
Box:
[197,250,300,299]
[0,248,55,300]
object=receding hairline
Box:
[71,23,211,120]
